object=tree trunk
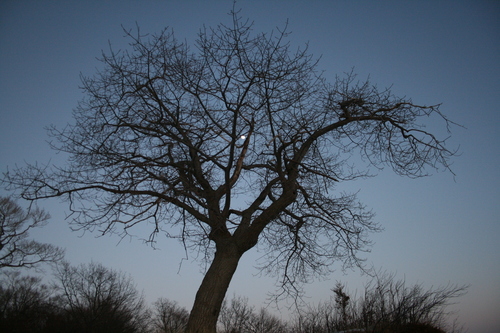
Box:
[185,242,243,333]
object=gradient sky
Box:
[1,1,499,332]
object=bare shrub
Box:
[54,261,150,333]
[219,295,287,333]
[292,273,467,333]
[151,298,189,333]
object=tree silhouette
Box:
[0,270,59,332]
[54,261,149,333]
[293,273,467,333]
[152,298,189,333]
[3,11,457,333]
[0,197,64,269]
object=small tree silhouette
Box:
[333,282,351,329]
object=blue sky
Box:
[1,1,499,332]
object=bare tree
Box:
[292,299,338,333]
[54,261,150,333]
[0,270,59,332]
[219,295,287,333]
[219,295,254,333]
[333,282,352,330]
[152,298,189,333]
[357,272,467,332]
[292,273,467,333]
[0,197,64,269]
[246,308,288,333]
[3,10,458,332]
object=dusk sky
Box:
[1,1,499,332]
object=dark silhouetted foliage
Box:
[152,298,189,333]
[292,273,467,333]
[0,270,60,333]
[54,261,150,333]
[0,263,466,333]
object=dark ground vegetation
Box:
[0,265,466,333]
